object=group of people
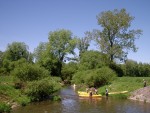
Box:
[86,87,98,96]
[84,79,147,97]
[86,87,109,97]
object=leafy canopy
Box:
[91,9,142,62]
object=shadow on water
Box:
[12,86,150,113]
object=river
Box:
[12,86,150,113]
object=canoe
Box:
[109,91,128,95]
[78,91,102,98]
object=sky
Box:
[0,0,150,63]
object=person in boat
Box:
[86,87,89,93]
[105,88,108,97]
[95,88,98,95]
[89,90,93,97]
[143,79,147,87]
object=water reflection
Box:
[12,86,150,113]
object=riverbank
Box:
[0,75,61,112]
[0,76,28,112]
[1,76,150,112]
[76,77,150,101]
[98,77,150,94]
[129,86,150,103]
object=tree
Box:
[90,9,142,63]
[79,50,108,70]
[77,33,91,57]
[124,59,138,76]
[61,62,78,83]
[1,42,32,73]
[3,42,30,61]
[48,29,77,78]
[0,51,3,67]
[34,42,47,62]
[34,42,58,76]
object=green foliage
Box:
[0,59,10,74]
[72,67,116,87]
[79,50,108,70]
[0,41,33,75]
[34,42,59,76]
[0,102,11,113]
[48,29,77,77]
[34,42,47,62]
[25,77,61,101]
[61,62,78,83]
[109,94,128,99]
[122,60,150,77]
[76,35,91,57]
[72,70,89,84]
[0,51,3,68]
[11,63,49,82]
[109,63,124,77]
[15,96,30,106]
[90,9,142,62]
[3,42,31,62]
[52,95,61,101]
[100,77,150,95]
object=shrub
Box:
[94,67,116,86]
[72,67,116,87]
[52,95,61,101]
[11,63,49,82]
[72,70,91,84]
[15,96,30,106]
[25,77,61,101]
[0,102,11,113]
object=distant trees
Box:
[0,42,33,75]
[0,51,3,67]
[4,42,31,61]
[89,9,142,63]
[122,60,150,77]
[76,33,91,57]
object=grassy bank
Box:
[76,77,150,99]
[0,76,30,111]
[98,77,150,96]
[1,76,150,112]
[0,75,62,112]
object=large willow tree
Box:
[92,9,142,63]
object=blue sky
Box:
[0,0,150,63]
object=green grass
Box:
[0,76,30,107]
[0,102,11,113]
[98,77,150,95]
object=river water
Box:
[12,86,150,113]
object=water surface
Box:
[12,86,150,113]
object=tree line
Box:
[0,9,148,88]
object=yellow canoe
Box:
[78,91,102,98]
[109,91,128,95]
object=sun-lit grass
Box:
[0,76,30,106]
[98,77,150,95]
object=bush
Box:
[15,96,30,106]
[72,70,91,84]
[52,95,61,101]
[25,77,61,101]
[11,63,49,82]
[94,67,116,86]
[72,67,116,87]
[0,102,11,113]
